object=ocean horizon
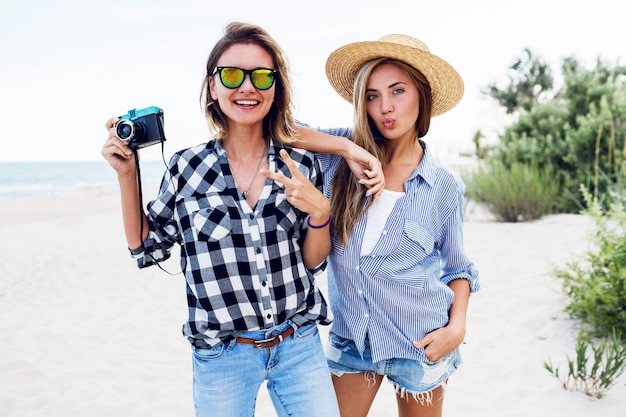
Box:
[0,161,167,199]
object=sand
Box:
[1,190,624,416]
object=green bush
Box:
[553,187,626,339]
[465,160,560,222]
[483,54,626,212]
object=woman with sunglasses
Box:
[101,22,383,417]
[292,35,481,417]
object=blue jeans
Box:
[192,322,340,417]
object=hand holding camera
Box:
[114,106,167,150]
[102,106,167,176]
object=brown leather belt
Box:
[235,325,296,349]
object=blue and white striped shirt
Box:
[316,127,480,363]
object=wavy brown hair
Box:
[331,58,433,244]
[199,22,295,143]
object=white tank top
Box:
[360,189,405,256]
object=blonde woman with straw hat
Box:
[292,34,481,416]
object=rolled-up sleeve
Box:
[129,158,180,268]
[439,189,480,293]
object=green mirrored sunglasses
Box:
[213,67,278,90]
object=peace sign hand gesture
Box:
[261,149,330,226]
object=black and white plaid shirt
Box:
[130,139,332,348]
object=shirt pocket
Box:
[273,193,298,237]
[192,205,231,242]
[379,219,435,289]
[403,219,434,258]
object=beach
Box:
[1,190,624,416]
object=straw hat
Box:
[325,34,464,116]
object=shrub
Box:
[465,160,560,222]
[544,330,626,398]
[553,186,626,338]
[482,53,626,212]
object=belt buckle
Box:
[253,335,282,348]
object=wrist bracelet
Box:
[307,215,332,229]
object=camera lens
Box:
[116,120,135,140]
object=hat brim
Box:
[325,40,464,117]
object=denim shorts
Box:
[326,333,462,397]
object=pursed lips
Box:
[383,118,395,128]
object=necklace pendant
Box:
[242,190,248,199]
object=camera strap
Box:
[134,149,181,276]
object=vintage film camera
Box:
[115,106,166,150]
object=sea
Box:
[0,161,168,199]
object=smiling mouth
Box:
[235,100,259,107]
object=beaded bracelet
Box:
[307,215,332,229]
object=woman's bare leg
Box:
[332,373,383,417]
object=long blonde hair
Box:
[199,22,295,143]
[330,58,433,244]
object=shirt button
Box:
[357,290,363,295]
[355,266,359,271]
[371,255,376,258]
[267,314,272,319]
[249,214,254,220]
[256,247,261,254]
[382,230,388,235]
[262,281,267,287]
[364,313,369,318]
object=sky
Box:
[1,0,625,163]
